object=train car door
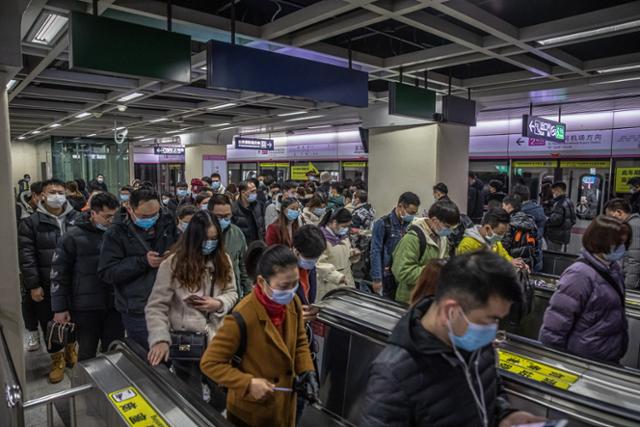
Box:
[510,160,558,204]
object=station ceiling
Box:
[7,0,640,143]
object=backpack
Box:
[405,225,428,263]
[503,268,534,326]
[506,214,539,269]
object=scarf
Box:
[254,283,286,327]
[321,225,345,246]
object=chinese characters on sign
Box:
[108,386,169,427]
[234,136,275,151]
[522,115,566,143]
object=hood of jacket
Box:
[412,219,440,248]
[36,200,76,221]
[388,298,453,356]
[463,225,489,247]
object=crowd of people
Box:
[13,168,640,426]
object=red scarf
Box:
[254,283,286,327]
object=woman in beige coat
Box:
[145,210,237,397]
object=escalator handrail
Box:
[107,339,233,427]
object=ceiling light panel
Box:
[150,117,169,123]
[207,103,237,110]
[6,80,18,91]
[285,115,324,122]
[210,122,231,127]
[32,13,68,45]
[537,19,640,45]
[277,111,307,117]
[118,92,144,102]
[75,112,91,118]
[597,64,640,73]
[49,123,61,128]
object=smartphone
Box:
[184,295,204,304]
[513,421,568,427]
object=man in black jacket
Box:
[467,172,485,223]
[361,251,543,427]
[98,187,178,349]
[544,182,576,252]
[18,178,79,383]
[51,193,124,361]
[629,177,640,215]
[231,180,265,244]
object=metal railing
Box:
[0,324,93,427]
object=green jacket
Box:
[392,220,449,304]
[224,224,250,298]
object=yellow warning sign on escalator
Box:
[108,386,169,427]
[498,350,579,390]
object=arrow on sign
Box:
[516,138,524,146]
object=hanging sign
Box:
[234,137,274,151]
[498,350,579,390]
[108,386,169,427]
[522,115,566,143]
[153,146,185,155]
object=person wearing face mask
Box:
[605,198,640,289]
[146,211,237,402]
[544,181,576,252]
[119,186,132,206]
[501,194,539,271]
[195,194,212,212]
[89,173,108,193]
[370,192,421,298]
[392,200,460,304]
[98,187,179,349]
[18,178,80,383]
[210,172,227,195]
[540,215,631,363]
[361,251,542,427]
[326,182,345,210]
[301,194,326,226]
[200,244,318,427]
[176,204,198,234]
[629,177,640,214]
[161,191,176,212]
[232,180,265,244]
[315,208,360,300]
[264,183,285,227]
[209,194,251,298]
[169,181,194,211]
[50,193,124,368]
[292,225,326,318]
[265,198,302,248]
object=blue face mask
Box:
[134,213,159,230]
[212,181,221,190]
[604,244,626,262]
[338,226,349,236]
[313,207,326,217]
[437,226,453,237]
[287,209,300,221]
[448,308,498,352]
[219,218,231,231]
[202,239,218,255]
[120,194,130,202]
[402,214,415,223]
[247,193,258,203]
[96,223,109,232]
[177,189,188,198]
[484,229,505,246]
[298,257,318,271]
[268,283,299,306]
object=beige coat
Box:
[316,236,360,300]
[301,207,322,226]
[145,253,238,348]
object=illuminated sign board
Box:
[522,115,566,143]
[153,146,185,155]
[235,137,274,151]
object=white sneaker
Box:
[26,331,40,352]
[202,383,211,403]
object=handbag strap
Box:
[230,312,247,368]
[128,222,152,252]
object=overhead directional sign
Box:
[388,82,436,120]
[522,115,566,143]
[153,146,185,155]
[234,136,275,151]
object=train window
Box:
[576,174,602,220]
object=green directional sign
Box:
[69,12,191,83]
[388,82,436,120]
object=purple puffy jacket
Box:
[539,249,628,363]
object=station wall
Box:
[10,140,51,192]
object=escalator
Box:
[308,287,640,427]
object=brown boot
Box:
[64,342,78,368]
[48,351,66,384]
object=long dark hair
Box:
[277,198,300,247]
[171,210,232,292]
[319,207,352,227]
[245,241,298,283]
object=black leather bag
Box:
[169,331,207,362]
[46,321,77,350]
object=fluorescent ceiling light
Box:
[86,133,96,137]
[597,64,640,73]
[308,125,331,129]
[285,115,324,122]
[200,66,207,71]
[219,127,235,131]
[150,117,168,123]
[75,112,91,119]
[117,92,144,102]
[18,136,26,140]
[537,19,640,45]
[166,129,187,134]
[210,122,231,127]
[6,79,18,91]
[593,75,640,85]
[49,123,61,128]
[32,13,68,45]
[277,111,307,117]
[32,130,41,134]
[113,126,125,131]
[207,103,237,110]
[140,138,154,142]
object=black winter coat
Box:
[631,191,640,215]
[360,298,515,427]
[18,205,79,293]
[231,200,265,243]
[545,195,576,245]
[467,180,485,221]
[97,212,178,314]
[50,215,114,312]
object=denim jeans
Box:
[120,312,149,350]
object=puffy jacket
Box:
[231,200,265,244]
[623,213,640,289]
[50,214,114,312]
[631,191,640,215]
[392,220,449,304]
[88,179,108,193]
[18,203,79,292]
[145,254,238,348]
[369,210,410,282]
[316,227,360,300]
[301,207,322,226]
[521,201,545,271]
[448,213,474,256]
[502,210,540,269]
[360,298,515,427]
[545,195,575,245]
[539,249,628,363]
[467,179,485,221]
[456,226,512,261]
[97,212,178,315]
[223,224,251,298]
[351,203,375,230]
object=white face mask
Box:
[46,194,66,209]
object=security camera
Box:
[117,105,127,112]
[114,127,128,144]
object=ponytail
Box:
[319,207,352,227]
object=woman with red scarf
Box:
[200,244,318,427]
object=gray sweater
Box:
[624,213,640,289]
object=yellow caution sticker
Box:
[497,350,579,390]
[108,386,169,427]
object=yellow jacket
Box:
[456,226,513,261]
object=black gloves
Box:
[294,371,320,404]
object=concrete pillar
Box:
[185,144,227,182]
[368,123,469,216]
